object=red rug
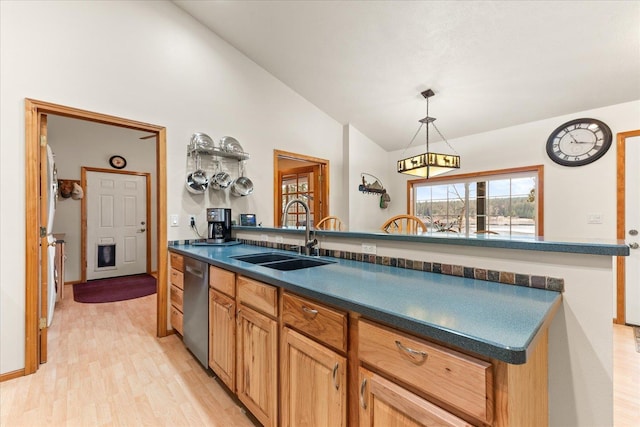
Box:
[73,274,156,303]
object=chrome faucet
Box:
[282,199,317,256]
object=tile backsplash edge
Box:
[168,239,564,292]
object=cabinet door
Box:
[209,289,235,391]
[236,305,278,427]
[358,368,472,427]
[281,327,346,427]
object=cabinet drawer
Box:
[282,292,347,353]
[170,284,183,311]
[209,265,236,297]
[358,320,493,424]
[170,252,184,271]
[170,268,184,290]
[237,276,278,317]
[170,306,183,335]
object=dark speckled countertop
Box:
[169,243,562,364]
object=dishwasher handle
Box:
[185,264,205,278]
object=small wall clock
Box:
[546,118,612,166]
[109,155,127,169]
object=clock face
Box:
[546,118,612,167]
[109,155,127,169]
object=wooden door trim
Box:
[615,129,640,325]
[274,150,330,227]
[24,98,168,376]
[80,168,152,282]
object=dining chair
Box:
[316,216,345,231]
[381,215,427,234]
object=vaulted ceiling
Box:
[173,1,640,151]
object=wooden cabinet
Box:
[169,253,184,335]
[281,327,347,427]
[208,287,236,391]
[236,276,278,427]
[358,367,471,427]
[358,319,492,424]
[281,292,348,427]
[281,292,347,353]
[359,319,493,424]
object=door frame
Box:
[273,150,329,227]
[80,167,152,282]
[615,129,640,325]
[24,99,168,375]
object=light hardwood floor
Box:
[1,285,639,426]
[0,286,255,427]
[613,323,640,427]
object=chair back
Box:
[381,215,427,234]
[316,216,345,231]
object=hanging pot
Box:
[230,161,254,196]
[211,171,232,190]
[230,176,254,196]
[185,154,209,194]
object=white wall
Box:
[48,116,158,283]
[388,100,640,240]
[346,125,399,231]
[0,0,344,374]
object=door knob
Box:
[629,229,638,236]
[138,228,146,233]
[630,242,639,250]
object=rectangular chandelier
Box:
[397,152,460,178]
[396,89,461,179]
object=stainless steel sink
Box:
[231,252,335,271]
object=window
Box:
[410,166,543,237]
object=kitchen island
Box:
[169,240,570,426]
[195,228,626,427]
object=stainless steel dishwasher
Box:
[183,257,209,368]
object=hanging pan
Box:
[230,161,254,197]
[185,154,209,194]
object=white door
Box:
[86,171,147,280]
[625,136,640,325]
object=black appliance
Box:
[207,208,232,243]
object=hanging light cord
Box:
[399,91,459,156]
[400,122,425,157]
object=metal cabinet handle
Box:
[332,363,339,390]
[395,340,428,365]
[359,378,367,409]
[302,306,318,318]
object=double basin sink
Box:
[231,252,335,271]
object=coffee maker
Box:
[207,208,232,243]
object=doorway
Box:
[273,150,329,227]
[24,99,168,375]
[616,129,640,325]
[82,169,151,281]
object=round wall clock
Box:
[109,155,127,169]
[546,118,612,166]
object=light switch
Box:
[587,213,603,224]
[170,214,179,227]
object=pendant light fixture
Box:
[397,89,460,178]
